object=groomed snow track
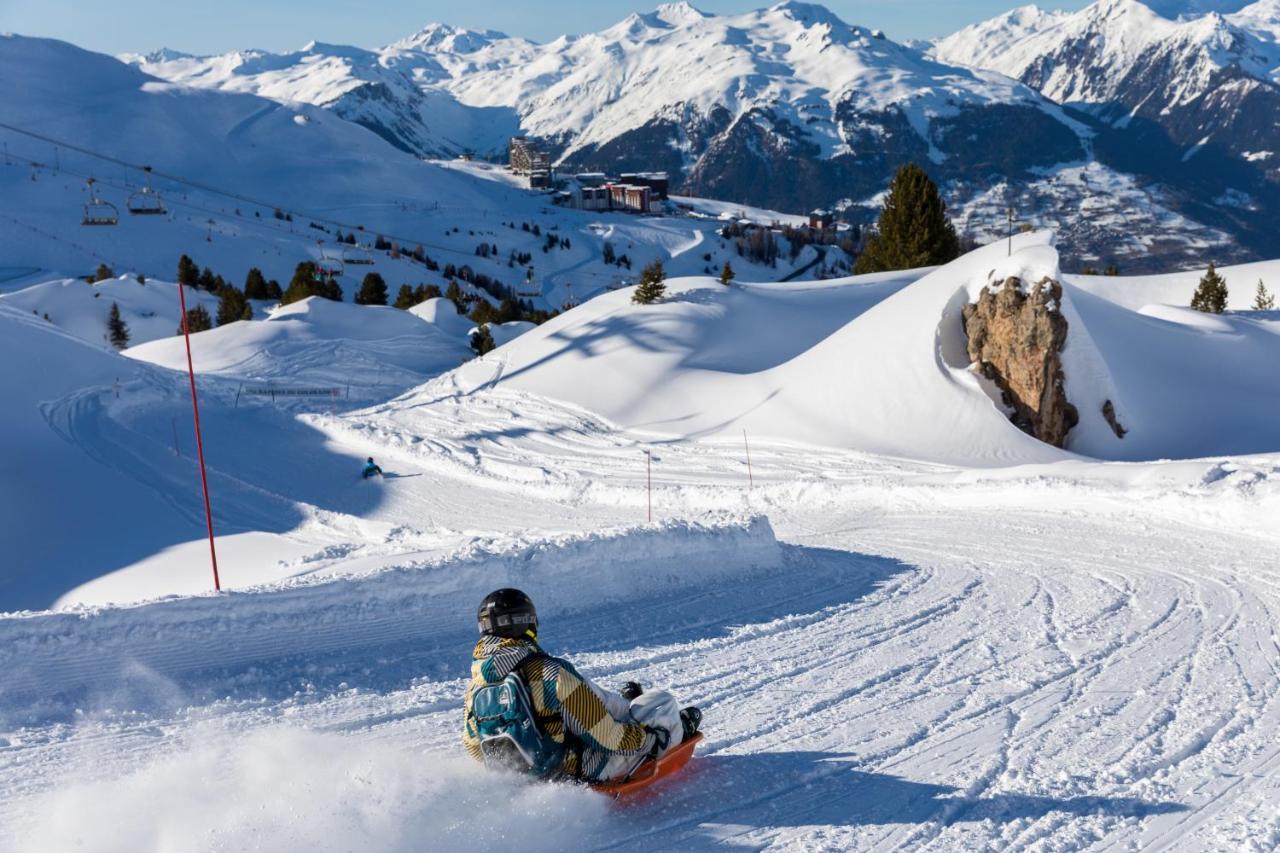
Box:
[4,479,1280,850]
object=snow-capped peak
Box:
[390,23,508,53]
[653,2,710,27]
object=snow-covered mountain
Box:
[933,0,1280,260]
[128,3,1088,217]
[118,1,1278,268]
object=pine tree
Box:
[855,163,960,274]
[469,300,497,325]
[177,254,199,287]
[106,301,130,349]
[471,324,496,355]
[178,304,213,335]
[393,284,417,309]
[496,297,522,324]
[265,279,283,301]
[243,267,268,300]
[446,281,466,313]
[719,261,734,285]
[197,267,218,292]
[281,262,343,305]
[216,285,250,326]
[1190,264,1229,314]
[1253,280,1276,311]
[93,263,114,283]
[355,272,388,306]
[632,259,667,304]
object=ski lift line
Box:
[0,121,525,265]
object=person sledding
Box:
[462,588,702,786]
[361,457,383,479]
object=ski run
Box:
[4,3,1280,850]
[3,230,1280,851]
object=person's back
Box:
[362,457,382,479]
[462,588,698,782]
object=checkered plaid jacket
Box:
[463,635,656,780]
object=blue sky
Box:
[1,0,1094,55]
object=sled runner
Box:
[592,732,703,799]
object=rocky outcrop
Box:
[1102,399,1127,439]
[962,276,1079,447]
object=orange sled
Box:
[592,733,703,799]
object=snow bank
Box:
[0,276,222,347]
[0,515,780,710]
[125,296,470,386]
[1066,259,1280,312]
[462,232,1280,464]
[483,236,1061,465]
[13,727,608,853]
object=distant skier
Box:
[361,457,383,479]
[463,588,701,783]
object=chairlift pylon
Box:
[128,165,167,216]
[81,178,119,226]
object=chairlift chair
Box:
[81,178,119,226]
[127,166,167,216]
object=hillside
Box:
[117,2,1273,270]
[0,34,825,317]
[933,0,1280,260]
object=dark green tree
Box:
[178,303,213,335]
[355,272,388,306]
[446,281,466,314]
[92,263,114,283]
[197,267,218,292]
[177,254,199,287]
[1190,264,1229,314]
[106,301,130,349]
[1253,280,1275,311]
[470,324,496,356]
[495,297,522,324]
[393,284,417,309]
[718,260,734,285]
[243,267,269,300]
[469,300,497,325]
[281,262,343,305]
[855,163,960,274]
[632,259,667,305]
[216,285,251,326]
[265,279,283,301]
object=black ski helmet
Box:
[477,588,538,639]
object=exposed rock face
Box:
[1102,399,1127,439]
[962,276,1079,448]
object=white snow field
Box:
[3,234,1280,851]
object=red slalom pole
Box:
[178,282,221,591]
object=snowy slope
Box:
[0,303,218,609]
[125,297,472,387]
[0,34,826,318]
[4,223,1280,849]
[0,275,221,347]
[471,233,1280,463]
